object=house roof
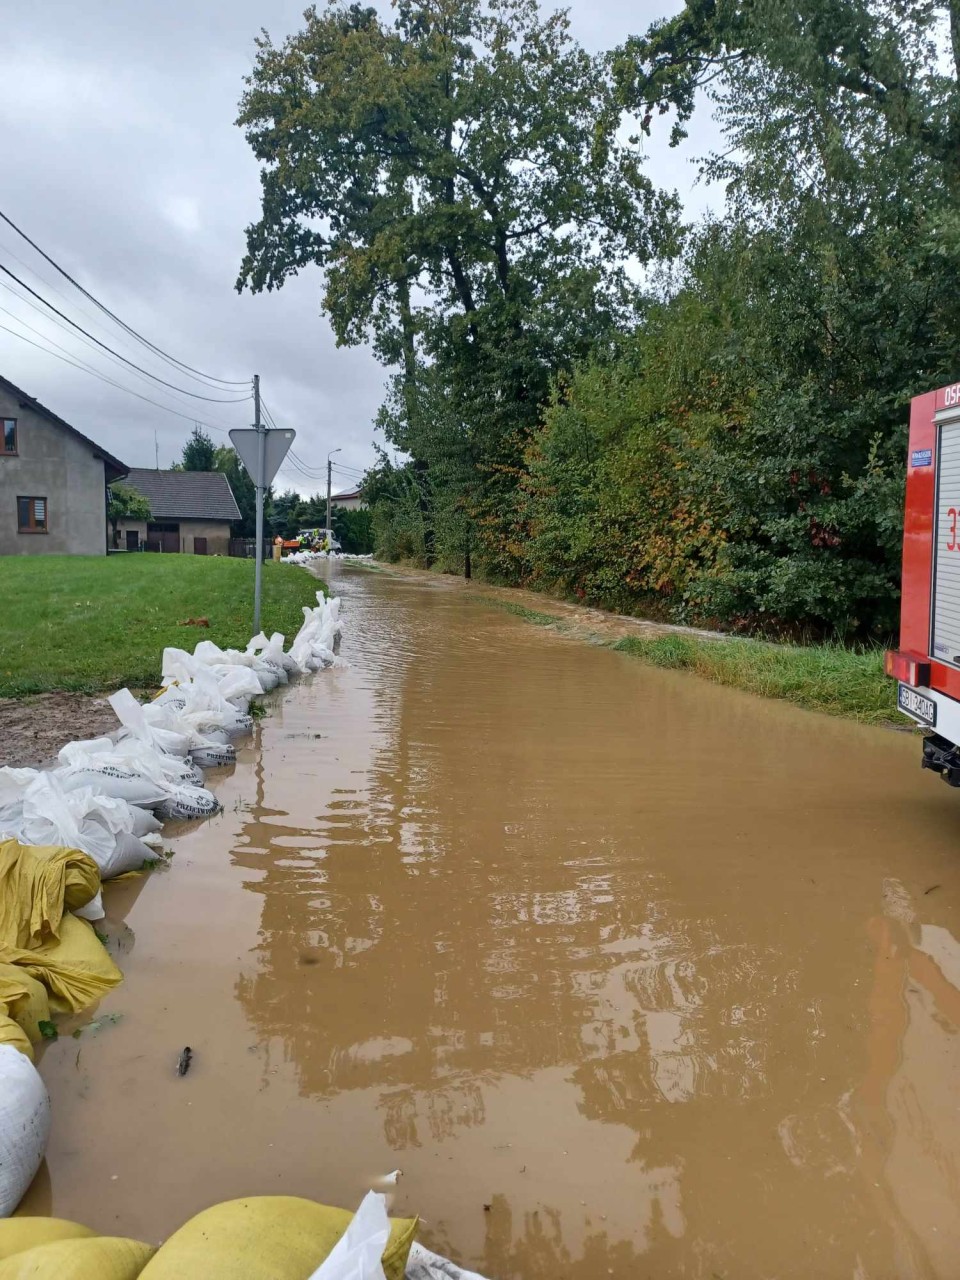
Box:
[332,488,362,501]
[0,373,127,482]
[123,468,242,522]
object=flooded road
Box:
[22,563,960,1278]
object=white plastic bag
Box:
[0,1043,51,1218]
[307,1192,389,1280]
[405,1245,489,1280]
[108,688,191,758]
[17,776,154,880]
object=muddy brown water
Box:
[21,563,960,1278]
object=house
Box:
[117,468,241,555]
[0,374,127,556]
[331,487,366,511]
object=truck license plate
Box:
[899,683,937,726]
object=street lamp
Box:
[326,448,342,534]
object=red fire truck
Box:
[886,378,960,783]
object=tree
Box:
[212,444,266,538]
[237,0,679,573]
[107,484,151,549]
[181,425,216,471]
[332,505,374,554]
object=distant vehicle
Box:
[887,377,960,784]
[295,528,342,552]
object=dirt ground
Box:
[0,692,121,767]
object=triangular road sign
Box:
[229,428,296,488]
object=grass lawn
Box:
[614,633,899,725]
[0,555,322,697]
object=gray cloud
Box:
[2,0,718,496]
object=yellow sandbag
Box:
[139,1197,418,1280]
[0,1219,96,1261]
[0,1014,32,1060]
[0,964,50,1044]
[0,1236,153,1279]
[0,840,100,948]
[0,915,122,1015]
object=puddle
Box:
[22,563,960,1278]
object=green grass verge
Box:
[614,633,899,724]
[0,555,322,697]
[494,599,566,628]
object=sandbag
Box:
[0,964,50,1045]
[153,785,219,821]
[0,1015,32,1061]
[54,765,168,810]
[138,1197,417,1280]
[108,689,191,759]
[188,742,236,770]
[73,890,104,924]
[0,1044,50,1218]
[0,840,100,949]
[0,1235,155,1279]
[15,777,145,883]
[0,1219,96,1260]
[0,914,122,1015]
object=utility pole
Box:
[253,373,265,634]
[154,430,159,470]
[326,447,341,537]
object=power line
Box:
[0,279,253,422]
[0,207,250,389]
[0,260,252,404]
[0,232,238,395]
[0,320,235,434]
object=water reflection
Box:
[227,566,960,1276]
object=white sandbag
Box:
[191,639,282,692]
[406,1245,489,1280]
[154,783,219,821]
[0,767,39,828]
[108,688,191,758]
[17,775,152,880]
[58,739,203,790]
[0,1043,51,1218]
[247,631,302,677]
[130,806,163,836]
[307,1192,389,1280]
[151,678,253,738]
[189,741,236,769]
[55,763,169,809]
[112,831,159,873]
[74,889,105,922]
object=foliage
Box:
[107,484,151,548]
[332,505,374,553]
[0,556,321,697]
[238,0,960,638]
[238,0,677,573]
[213,444,263,538]
[180,425,217,471]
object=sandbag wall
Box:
[0,591,342,1218]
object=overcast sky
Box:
[2,0,719,497]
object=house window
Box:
[1,420,17,455]
[17,496,47,533]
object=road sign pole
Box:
[229,414,296,634]
[253,374,264,634]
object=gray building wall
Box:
[0,386,108,556]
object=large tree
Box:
[237,0,679,571]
